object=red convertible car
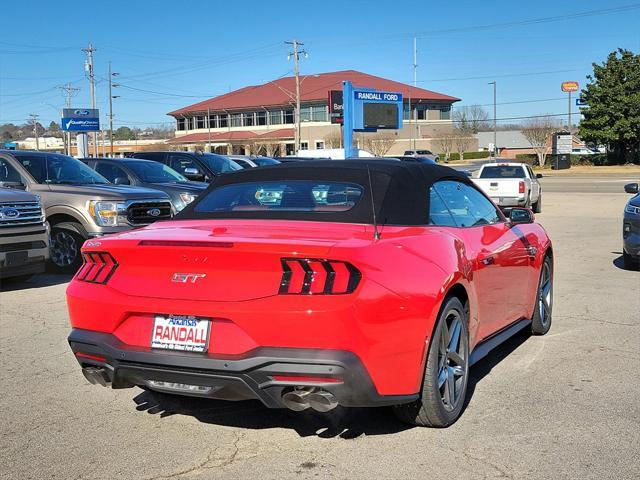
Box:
[67,161,553,427]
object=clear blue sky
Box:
[1,0,638,129]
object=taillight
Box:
[279,258,361,295]
[519,181,525,194]
[75,251,118,284]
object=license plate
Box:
[6,251,28,266]
[151,315,210,353]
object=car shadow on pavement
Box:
[462,329,530,415]
[132,389,412,438]
[611,252,627,270]
[0,273,72,292]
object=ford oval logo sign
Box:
[74,109,90,116]
[147,208,161,217]
[0,208,20,219]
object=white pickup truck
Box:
[473,162,543,213]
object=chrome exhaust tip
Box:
[307,390,338,412]
[82,367,110,387]
[281,388,313,411]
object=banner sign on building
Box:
[61,108,100,132]
[328,90,343,124]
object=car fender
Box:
[46,204,93,232]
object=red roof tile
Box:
[168,128,294,143]
[168,70,459,116]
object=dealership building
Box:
[167,70,460,156]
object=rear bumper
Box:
[68,328,418,408]
[490,196,526,207]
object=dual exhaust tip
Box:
[82,367,111,387]
[281,387,338,413]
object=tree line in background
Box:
[0,122,175,142]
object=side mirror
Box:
[183,167,200,176]
[114,177,130,185]
[183,167,205,181]
[508,207,535,225]
[624,182,639,194]
[536,173,543,179]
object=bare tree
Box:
[453,105,490,134]
[452,132,475,161]
[363,133,396,157]
[324,130,342,148]
[521,116,557,167]
[432,132,456,162]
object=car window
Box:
[125,161,187,183]
[95,162,128,183]
[479,166,526,179]
[193,181,363,213]
[13,154,109,185]
[432,180,502,227]
[199,154,243,174]
[0,158,23,183]
[168,154,199,175]
[253,157,279,166]
[428,186,457,227]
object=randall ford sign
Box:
[561,81,580,93]
[355,91,402,102]
[61,108,100,132]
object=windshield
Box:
[15,154,109,185]
[126,160,187,183]
[479,166,526,179]
[193,181,364,214]
[199,154,242,174]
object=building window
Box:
[196,116,205,129]
[315,140,325,149]
[256,111,267,126]
[269,110,282,125]
[403,102,412,120]
[231,113,242,127]
[218,114,228,128]
[243,112,255,127]
[300,106,312,122]
[300,141,309,150]
[311,105,327,122]
[440,106,451,120]
[283,110,294,124]
[208,115,216,128]
[177,118,186,131]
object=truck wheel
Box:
[393,297,469,427]
[50,223,86,273]
[532,195,541,213]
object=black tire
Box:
[49,222,86,274]
[532,195,541,213]
[531,255,553,335]
[393,297,469,427]
[623,250,640,271]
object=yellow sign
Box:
[561,81,579,93]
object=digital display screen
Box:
[363,103,399,129]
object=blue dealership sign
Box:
[61,108,100,132]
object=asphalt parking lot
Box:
[1,174,639,480]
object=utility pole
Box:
[29,114,40,151]
[286,40,307,154]
[207,107,212,153]
[412,36,418,151]
[489,81,497,158]
[58,83,80,155]
[108,62,119,156]
[82,42,98,157]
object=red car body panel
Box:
[67,217,551,398]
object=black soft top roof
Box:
[178,160,471,225]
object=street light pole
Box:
[29,114,40,151]
[286,40,307,154]
[489,81,497,158]
[82,42,98,158]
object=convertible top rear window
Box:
[194,181,363,213]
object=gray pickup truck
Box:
[0,150,173,272]
[0,187,50,282]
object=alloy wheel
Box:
[51,230,78,267]
[437,310,467,411]
[538,261,553,327]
